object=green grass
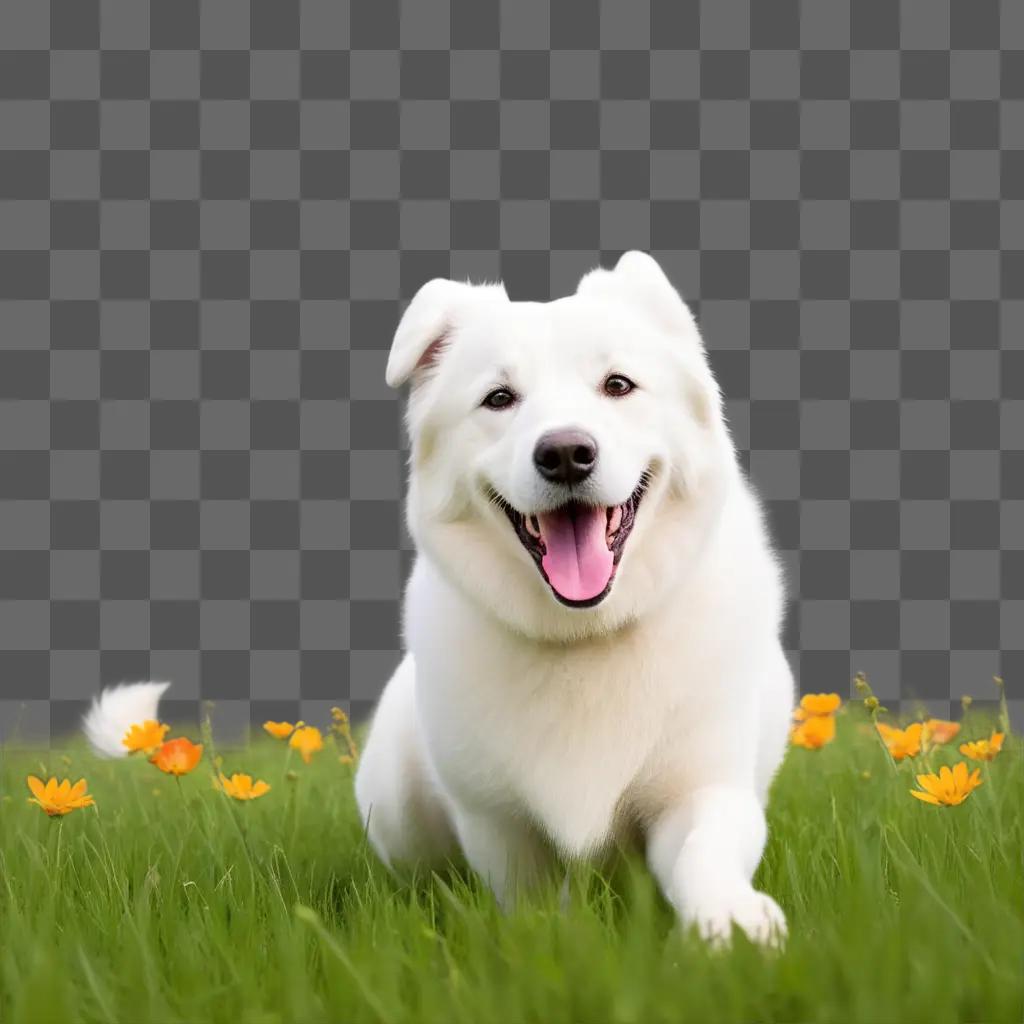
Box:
[0,709,1021,1024]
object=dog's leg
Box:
[452,807,553,909]
[645,784,786,944]
[355,657,457,870]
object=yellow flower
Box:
[793,693,842,721]
[122,720,170,755]
[922,718,960,745]
[910,762,983,806]
[790,714,836,749]
[289,725,324,764]
[218,772,271,801]
[959,731,1005,762]
[263,721,295,740]
[27,776,95,817]
[149,737,204,776]
[876,721,923,761]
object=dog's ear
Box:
[576,251,700,344]
[580,252,720,425]
[386,278,506,389]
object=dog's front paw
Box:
[683,886,787,946]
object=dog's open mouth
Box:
[490,475,649,608]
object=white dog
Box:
[355,251,794,943]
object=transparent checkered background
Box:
[1,0,1022,744]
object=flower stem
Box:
[54,817,64,878]
[994,676,1011,736]
[857,673,898,773]
[173,774,190,815]
[225,799,258,903]
[870,708,899,773]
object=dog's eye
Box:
[603,374,635,397]
[482,387,516,410]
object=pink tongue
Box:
[538,505,613,602]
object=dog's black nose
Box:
[533,430,598,485]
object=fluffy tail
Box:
[83,681,171,758]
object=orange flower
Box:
[910,762,983,806]
[150,737,203,776]
[792,693,842,721]
[959,731,1005,762]
[790,714,836,749]
[27,776,95,816]
[289,725,324,764]
[876,721,923,761]
[218,773,271,801]
[263,721,295,740]
[122,720,169,755]
[923,719,960,745]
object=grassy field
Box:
[0,706,1021,1024]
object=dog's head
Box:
[388,251,737,641]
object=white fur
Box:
[82,680,170,758]
[356,251,795,943]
